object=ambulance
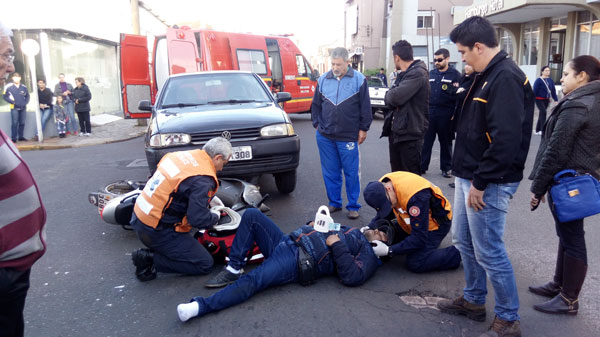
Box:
[119,26,319,118]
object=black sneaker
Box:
[442,170,452,178]
[204,268,242,288]
[136,265,157,282]
[437,296,487,322]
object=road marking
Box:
[126,159,148,168]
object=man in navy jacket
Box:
[3,72,30,142]
[178,208,379,322]
[311,47,372,219]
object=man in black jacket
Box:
[436,16,534,337]
[383,40,429,174]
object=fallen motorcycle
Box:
[88,178,270,263]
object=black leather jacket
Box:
[529,80,600,196]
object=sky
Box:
[141,0,347,58]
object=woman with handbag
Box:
[528,55,600,315]
[532,65,559,135]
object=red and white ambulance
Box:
[120,26,318,118]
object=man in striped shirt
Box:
[0,20,47,337]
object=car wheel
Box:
[274,170,296,194]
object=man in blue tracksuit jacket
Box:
[3,72,30,142]
[177,208,380,322]
[310,47,372,219]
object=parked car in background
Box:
[367,76,389,116]
[139,71,300,193]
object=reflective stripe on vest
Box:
[133,150,218,232]
[380,172,452,234]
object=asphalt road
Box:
[20,113,600,337]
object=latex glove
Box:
[210,196,225,208]
[360,226,370,233]
[370,240,390,257]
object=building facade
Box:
[454,0,600,85]
[1,0,166,139]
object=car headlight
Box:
[260,123,295,137]
[149,133,191,147]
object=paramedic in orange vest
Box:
[129,137,232,282]
[362,172,461,273]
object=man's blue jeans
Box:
[192,209,298,317]
[452,177,520,322]
[10,107,26,141]
[64,100,78,133]
[316,131,361,211]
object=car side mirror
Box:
[275,92,292,103]
[138,100,152,111]
[311,69,320,81]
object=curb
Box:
[16,132,145,151]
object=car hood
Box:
[369,87,388,99]
[152,103,287,134]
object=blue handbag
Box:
[550,169,600,223]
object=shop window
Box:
[417,12,434,29]
[236,49,267,75]
[521,22,539,65]
[575,11,600,57]
[498,29,514,60]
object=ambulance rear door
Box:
[277,37,316,113]
[227,34,270,86]
[166,27,200,75]
[119,33,152,119]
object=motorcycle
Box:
[88,178,270,263]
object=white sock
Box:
[177,302,199,322]
[226,265,241,274]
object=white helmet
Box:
[212,206,242,231]
[314,206,334,233]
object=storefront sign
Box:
[465,0,504,18]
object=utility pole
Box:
[131,0,141,35]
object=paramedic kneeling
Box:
[362,171,461,273]
[177,208,379,322]
[129,137,232,281]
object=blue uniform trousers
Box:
[132,218,214,275]
[421,111,453,173]
[316,131,361,211]
[193,209,299,317]
[394,190,461,273]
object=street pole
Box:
[21,39,42,143]
[131,0,140,35]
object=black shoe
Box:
[437,296,487,322]
[533,293,578,315]
[442,171,452,178]
[529,281,561,298]
[205,268,242,288]
[132,248,153,268]
[449,183,455,188]
[18,137,28,141]
[132,248,156,281]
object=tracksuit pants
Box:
[316,131,361,211]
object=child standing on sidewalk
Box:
[54,95,68,138]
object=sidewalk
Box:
[15,114,147,151]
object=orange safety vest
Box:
[133,150,218,233]
[380,172,452,234]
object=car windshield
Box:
[367,77,385,88]
[160,73,272,109]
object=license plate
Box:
[97,192,113,214]
[230,146,252,161]
[371,99,383,105]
